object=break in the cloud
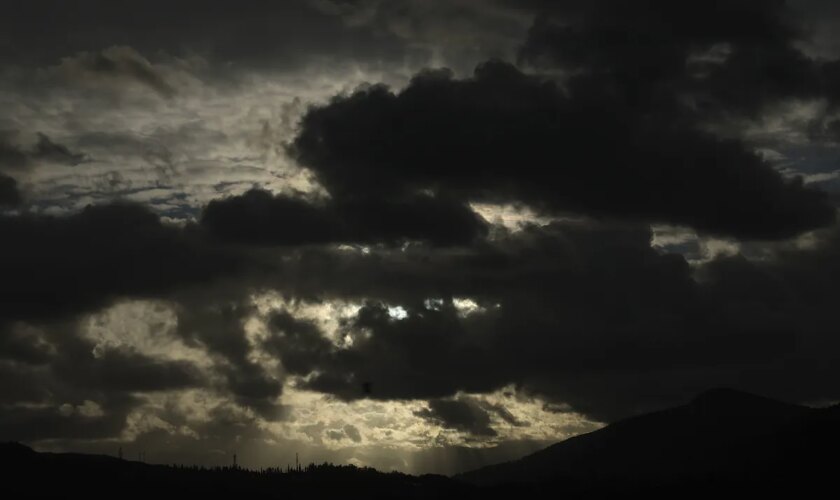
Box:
[5,0,840,476]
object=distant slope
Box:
[457,388,839,493]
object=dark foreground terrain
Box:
[3,389,838,498]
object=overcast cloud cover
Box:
[3,0,840,475]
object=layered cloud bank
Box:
[3,0,840,474]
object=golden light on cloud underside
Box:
[469,202,553,231]
[269,383,601,452]
[68,297,602,471]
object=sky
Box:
[2,0,840,475]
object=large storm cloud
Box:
[290,53,833,239]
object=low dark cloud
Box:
[0,395,134,442]
[265,222,702,419]
[0,360,53,406]
[263,310,333,376]
[57,46,177,99]
[0,137,31,170]
[0,174,21,207]
[413,396,524,437]
[325,429,344,441]
[174,295,286,420]
[484,401,527,427]
[325,423,362,443]
[31,134,89,166]
[70,350,204,393]
[343,424,362,443]
[75,131,175,172]
[242,219,840,421]
[0,324,53,366]
[0,318,209,444]
[0,202,238,322]
[0,132,87,170]
[517,0,816,113]
[416,398,497,437]
[0,1,408,72]
[201,189,488,247]
[2,194,835,431]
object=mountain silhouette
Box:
[457,388,839,495]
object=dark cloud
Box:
[0,174,21,207]
[415,398,497,437]
[173,293,288,420]
[201,191,343,247]
[31,133,88,166]
[0,135,31,170]
[68,350,204,393]
[482,400,527,427]
[201,189,488,247]
[3,312,206,387]
[245,219,840,421]
[0,132,87,170]
[0,318,209,444]
[517,0,822,116]
[0,360,53,406]
[0,202,238,322]
[273,222,702,418]
[0,323,53,366]
[0,395,133,442]
[325,429,345,441]
[311,0,532,73]
[75,131,174,172]
[1,198,836,434]
[291,60,834,240]
[343,424,362,443]
[57,46,177,98]
[224,365,284,420]
[325,424,362,443]
[264,310,333,376]
[0,1,408,71]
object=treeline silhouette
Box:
[0,442,468,498]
